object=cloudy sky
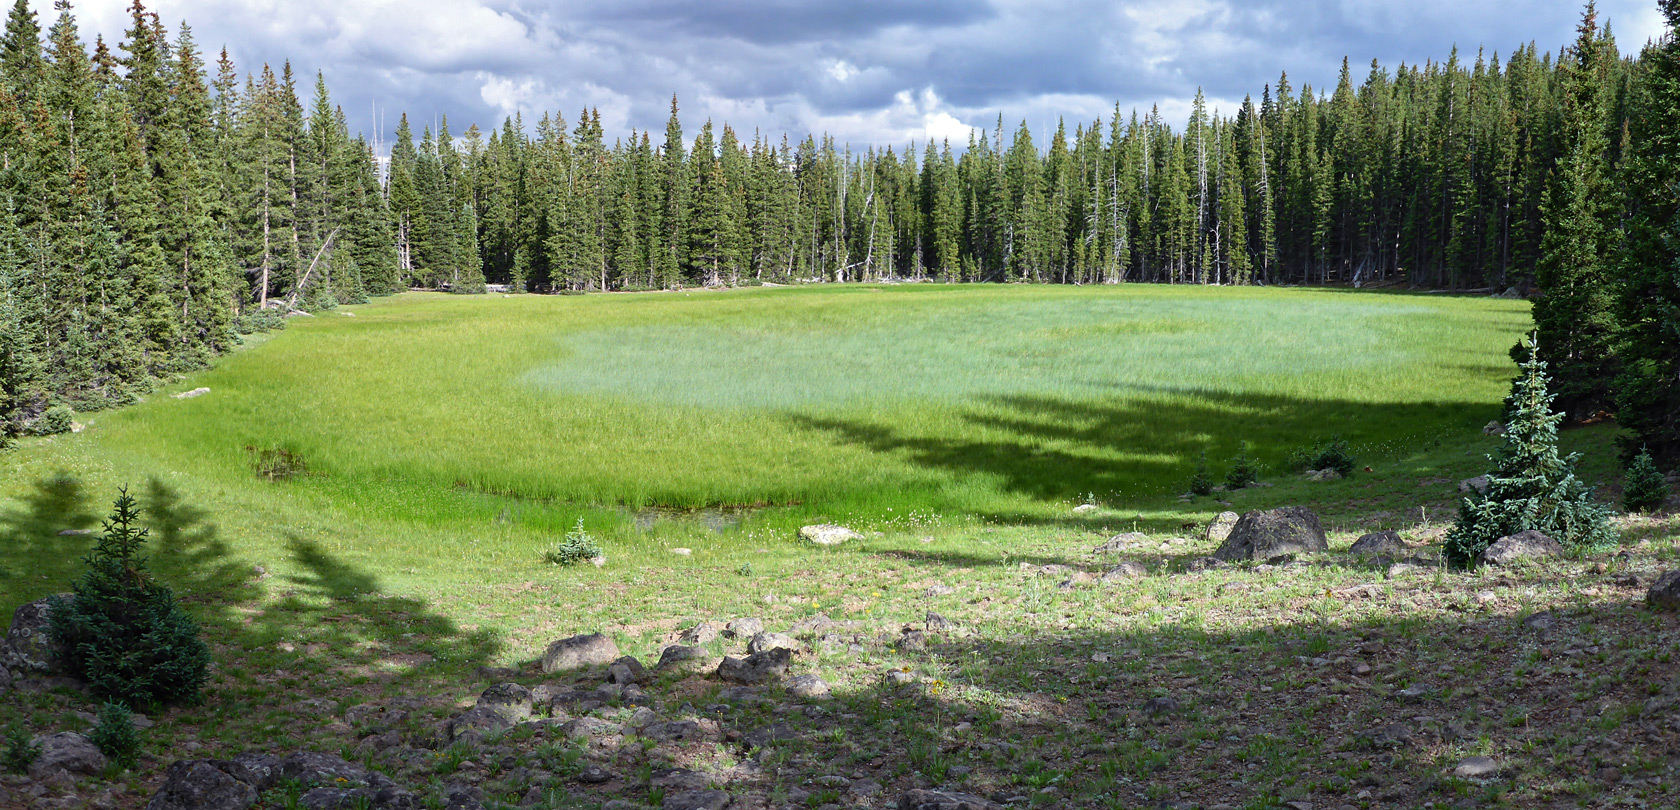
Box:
[52,0,1671,152]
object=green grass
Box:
[6,284,1526,541]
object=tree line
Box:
[0,0,1675,468]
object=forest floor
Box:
[3,286,1676,810]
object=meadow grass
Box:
[5,284,1672,810]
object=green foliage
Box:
[234,309,288,335]
[1289,434,1357,477]
[1623,449,1670,514]
[48,487,212,708]
[1444,340,1616,566]
[1,724,39,774]
[26,404,72,435]
[1188,451,1214,496]
[544,518,601,566]
[1224,444,1259,490]
[88,702,140,771]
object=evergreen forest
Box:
[0,0,1676,467]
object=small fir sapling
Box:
[1443,336,1616,566]
[1623,448,1670,514]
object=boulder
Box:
[606,656,647,685]
[1213,507,1328,562]
[656,645,707,672]
[147,760,259,810]
[716,647,791,685]
[279,751,397,791]
[747,632,798,654]
[680,622,721,644]
[1101,562,1147,582]
[221,752,283,791]
[1459,475,1491,495]
[28,732,106,780]
[475,683,534,722]
[172,387,211,399]
[1477,530,1563,566]
[722,618,764,639]
[541,633,619,673]
[1453,756,1501,779]
[1203,511,1241,543]
[799,524,862,545]
[1183,556,1229,573]
[1071,503,1099,515]
[1647,571,1680,610]
[663,790,730,810]
[1092,532,1146,553]
[4,594,72,674]
[786,674,831,699]
[1304,468,1343,482]
[1349,530,1407,557]
[898,790,1004,810]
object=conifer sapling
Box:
[1623,448,1670,514]
[1443,335,1615,566]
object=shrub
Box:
[234,308,288,335]
[1225,443,1260,490]
[48,487,212,708]
[1623,449,1670,514]
[2,723,39,774]
[544,518,601,566]
[1444,337,1616,566]
[1289,434,1356,477]
[1187,451,1214,497]
[26,404,73,436]
[88,702,140,771]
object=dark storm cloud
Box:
[59,0,1669,149]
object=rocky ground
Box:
[5,504,1680,810]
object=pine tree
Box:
[1533,3,1620,419]
[1622,448,1670,514]
[1614,0,1680,465]
[1444,335,1616,566]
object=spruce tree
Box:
[1444,335,1616,566]
[1614,0,1680,465]
[1622,448,1669,514]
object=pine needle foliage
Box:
[48,487,211,709]
[1188,451,1214,496]
[1,724,38,774]
[1623,448,1670,514]
[1225,443,1260,490]
[88,702,140,771]
[544,518,602,566]
[1444,337,1616,566]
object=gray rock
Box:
[172,387,212,399]
[1213,507,1328,562]
[1184,556,1229,573]
[1459,475,1491,495]
[1478,530,1563,566]
[1093,533,1147,553]
[787,674,831,699]
[1304,468,1343,482]
[223,752,283,791]
[651,768,711,790]
[4,594,72,673]
[799,524,862,545]
[743,723,797,748]
[664,789,730,810]
[541,633,620,673]
[1349,530,1406,557]
[1521,610,1559,632]
[559,717,621,739]
[657,645,708,672]
[344,704,407,732]
[1453,756,1500,779]
[279,751,397,791]
[27,732,106,780]
[1483,421,1506,436]
[446,706,512,742]
[898,790,1004,810]
[1101,562,1147,582]
[747,632,798,654]
[680,622,722,644]
[1648,571,1680,610]
[1367,723,1414,749]
[924,612,954,633]
[1204,511,1241,543]
[716,647,791,685]
[576,763,614,783]
[923,584,957,598]
[723,618,764,639]
[476,683,534,722]
[1141,696,1179,716]
[643,720,706,743]
[147,760,260,810]
[1072,503,1100,515]
[606,656,647,685]
[0,661,11,693]
[850,778,883,797]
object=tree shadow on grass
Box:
[1,472,499,695]
[791,386,1497,532]
[0,472,100,591]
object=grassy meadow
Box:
[13,284,1678,810]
